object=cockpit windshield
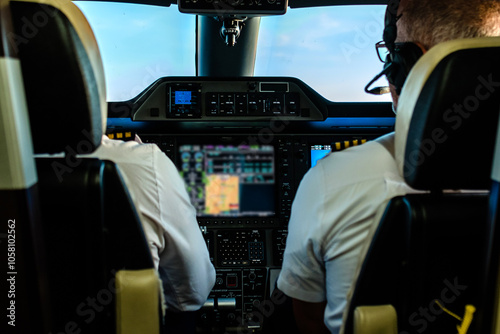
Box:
[75,2,391,103]
[255,5,390,102]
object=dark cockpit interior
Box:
[2,0,500,333]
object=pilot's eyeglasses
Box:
[376,41,412,62]
[375,41,390,63]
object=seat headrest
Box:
[11,0,107,154]
[395,37,500,190]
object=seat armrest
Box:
[116,269,160,334]
[354,305,398,334]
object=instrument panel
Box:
[107,76,395,333]
[130,77,326,122]
[128,132,381,332]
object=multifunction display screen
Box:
[179,144,275,217]
[310,145,331,168]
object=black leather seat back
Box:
[11,0,102,155]
[345,194,488,333]
[10,0,157,332]
[402,47,500,190]
[35,158,153,333]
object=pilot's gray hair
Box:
[398,0,500,49]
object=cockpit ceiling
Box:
[72,0,388,9]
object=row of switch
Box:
[198,219,276,226]
[206,92,300,116]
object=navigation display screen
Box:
[310,145,331,168]
[175,91,192,105]
[179,144,275,217]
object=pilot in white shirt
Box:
[277,133,416,333]
[88,135,216,312]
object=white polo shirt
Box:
[277,132,416,333]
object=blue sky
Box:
[76,2,391,103]
[76,2,196,101]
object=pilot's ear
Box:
[389,83,399,113]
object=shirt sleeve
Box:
[277,164,327,303]
[114,143,215,312]
[150,146,216,312]
[88,137,215,311]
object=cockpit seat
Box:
[487,123,500,333]
[10,0,161,332]
[343,37,500,334]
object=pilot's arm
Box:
[136,144,216,312]
[277,165,330,333]
[277,153,375,334]
[96,136,216,312]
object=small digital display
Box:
[175,91,192,105]
[310,145,331,168]
[179,144,275,217]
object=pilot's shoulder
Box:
[96,135,166,164]
[317,133,396,175]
